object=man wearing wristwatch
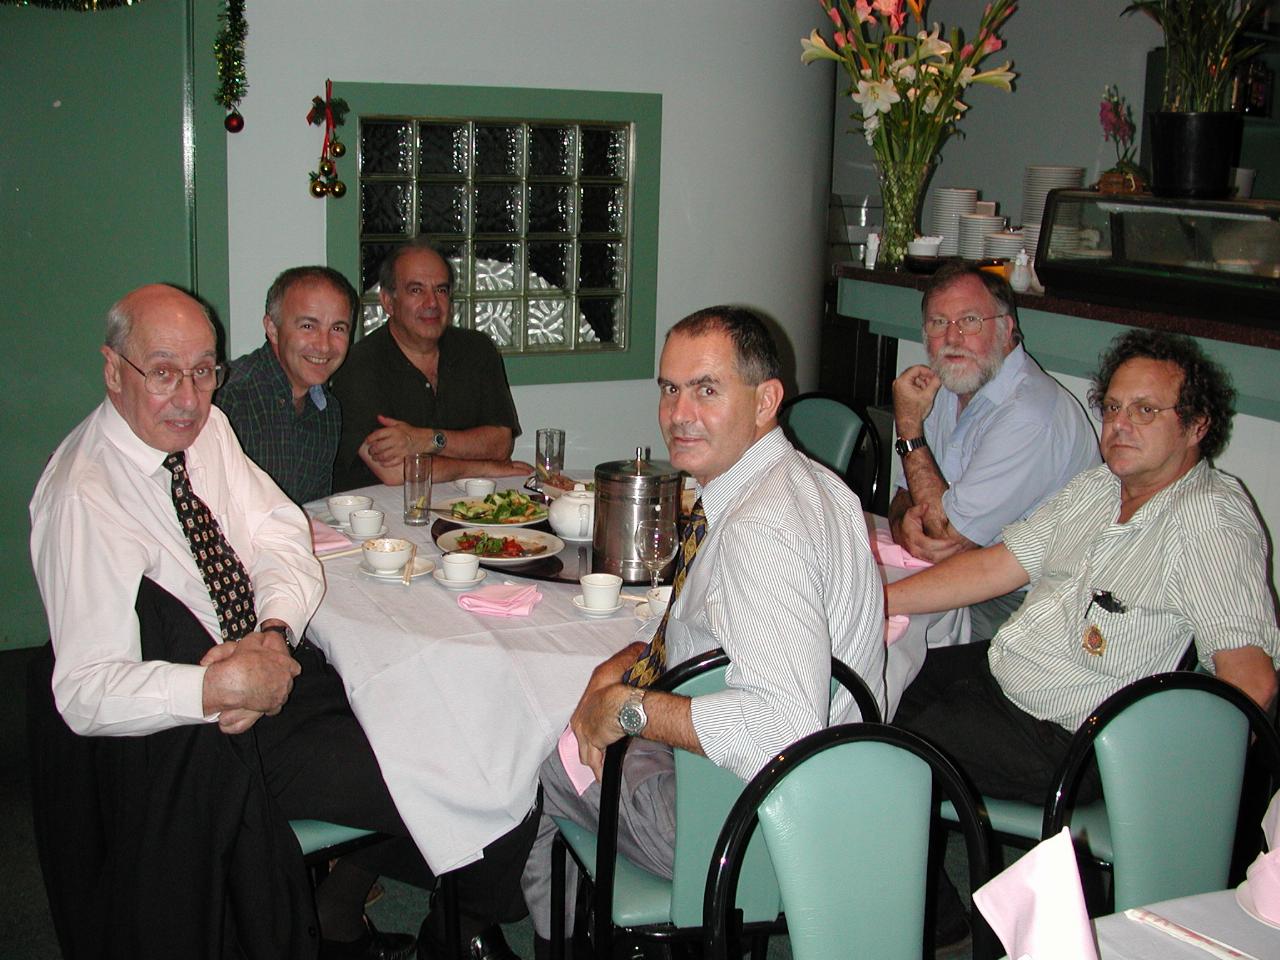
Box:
[330,240,529,491]
[889,262,1099,639]
[517,307,886,956]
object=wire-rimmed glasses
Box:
[117,353,227,395]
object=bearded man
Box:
[888,262,1099,640]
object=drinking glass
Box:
[634,518,677,591]
[536,427,565,484]
[403,453,433,525]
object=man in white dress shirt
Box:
[28,284,432,960]
[515,306,887,956]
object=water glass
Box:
[536,428,565,483]
[404,453,433,525]
[634,518,678,591]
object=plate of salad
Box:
[435,528,565,566]
[431,490,549,528]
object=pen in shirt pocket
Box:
[1085,589,1127,619]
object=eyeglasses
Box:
[1090,400,1177,425]
[922,313,1005,337]
[117,353,226,396]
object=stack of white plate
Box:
[958,213,1007,259]
[1020,165,1085,246]
[984,229,1028,260]
[926,187,978,257]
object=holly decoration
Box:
[214,0,248,133]
[307,79,349,199]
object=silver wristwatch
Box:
[617,688,648,737]
[430,430,447,451]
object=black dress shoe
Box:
[418,924,518,960]
[321,918,417,960]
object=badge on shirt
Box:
[1082,624,1106,657]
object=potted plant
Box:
[802,0,1017,268]
[1123,0,1266,198]
[1097,85,1147,194]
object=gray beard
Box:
[931,350,1002,397]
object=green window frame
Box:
[326,82,661,387]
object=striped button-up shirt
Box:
[661,427,886,781]
[991,461,1280,731]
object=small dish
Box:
[572,595,622,618]
[431,568,488,591]
[1236,879,1280,930]
[350,524,388,539]
[558,532,594,544]
[634,601,654,619]
[359,556,434,581]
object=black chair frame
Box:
[778,391,883,506]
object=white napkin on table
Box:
[973,826,1099,960]
[1243,788,1280,924]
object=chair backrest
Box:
[1043,672,1280,912]
[703,724,993,960]
[779,393,880,503]
[662,650,880,928]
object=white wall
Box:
[831,1,1163,219]
[225,0,837,468]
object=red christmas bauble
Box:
[224,110,245,133]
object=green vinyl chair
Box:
[702,724,994,960]
[779,393,881,505]
[549,649,881,959]
[941,670,1280,913]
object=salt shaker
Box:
[1010,249,1032,293]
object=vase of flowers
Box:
[1123,0,1263,198]
[1097,85,1147,194]
[803,0,1017,268]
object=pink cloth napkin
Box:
[885,615,910,647]
[557,726,597,796]
[869,527,931,570]
[457,583,543,617]
[310,516,354,555]
[973,827,1099,960]
[1243,788,1280,923]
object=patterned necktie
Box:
[163,452,258,641]
[622,498,708,688]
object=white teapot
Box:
[548,483,595,540]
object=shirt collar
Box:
[1118,458,1210,528]
[257,341,329,412]
[99,397,180,478]
[698,426,790,529]
[964,343,1029,409]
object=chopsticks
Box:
[1125,908,1261,960]
[403,543,418,585]
[317,546,364,561]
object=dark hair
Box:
[378,239,455,295]
[1090,328,1236,462]
[264,266,359,326]
[922,261,1022,346]
[666,305,782,385]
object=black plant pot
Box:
[1148,111,1244,200]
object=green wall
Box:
[0,1,228,650]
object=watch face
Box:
[619,702,647,736]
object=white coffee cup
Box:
[348,509,384,537]
[646,585,674,619]
[580,572,623,610]
[442,552,481,582]
[328,494,373,525]
[464,478,497,498]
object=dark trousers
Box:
[895,640,1099,805]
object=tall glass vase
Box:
[876,160,933,269]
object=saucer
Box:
[634,601,654,619]
[573,595,622,618]
[431,568,488,591]
[359,556,434,580]
[1236,879,1280,930]
[557,532,594,544]
[348,524,388,539]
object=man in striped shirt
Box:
[514,306,886,959]
[888,328,1280,950]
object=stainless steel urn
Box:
[592,448,682,583]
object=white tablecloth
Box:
[307,483,641,872]
[305,485,952,871]
[1093,889,1280,959]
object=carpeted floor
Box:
[3,645,980,959]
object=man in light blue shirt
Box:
[889,262,1099,638]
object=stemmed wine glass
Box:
[634,518,678,592]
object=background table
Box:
[1093,889,1280,959]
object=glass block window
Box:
[356,116,634,356]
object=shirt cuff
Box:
[173,663,216,724]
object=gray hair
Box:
[264,266,359,327]
[922,261,1023,347]
[378,238,455,295]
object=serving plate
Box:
[435,528,565,567]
